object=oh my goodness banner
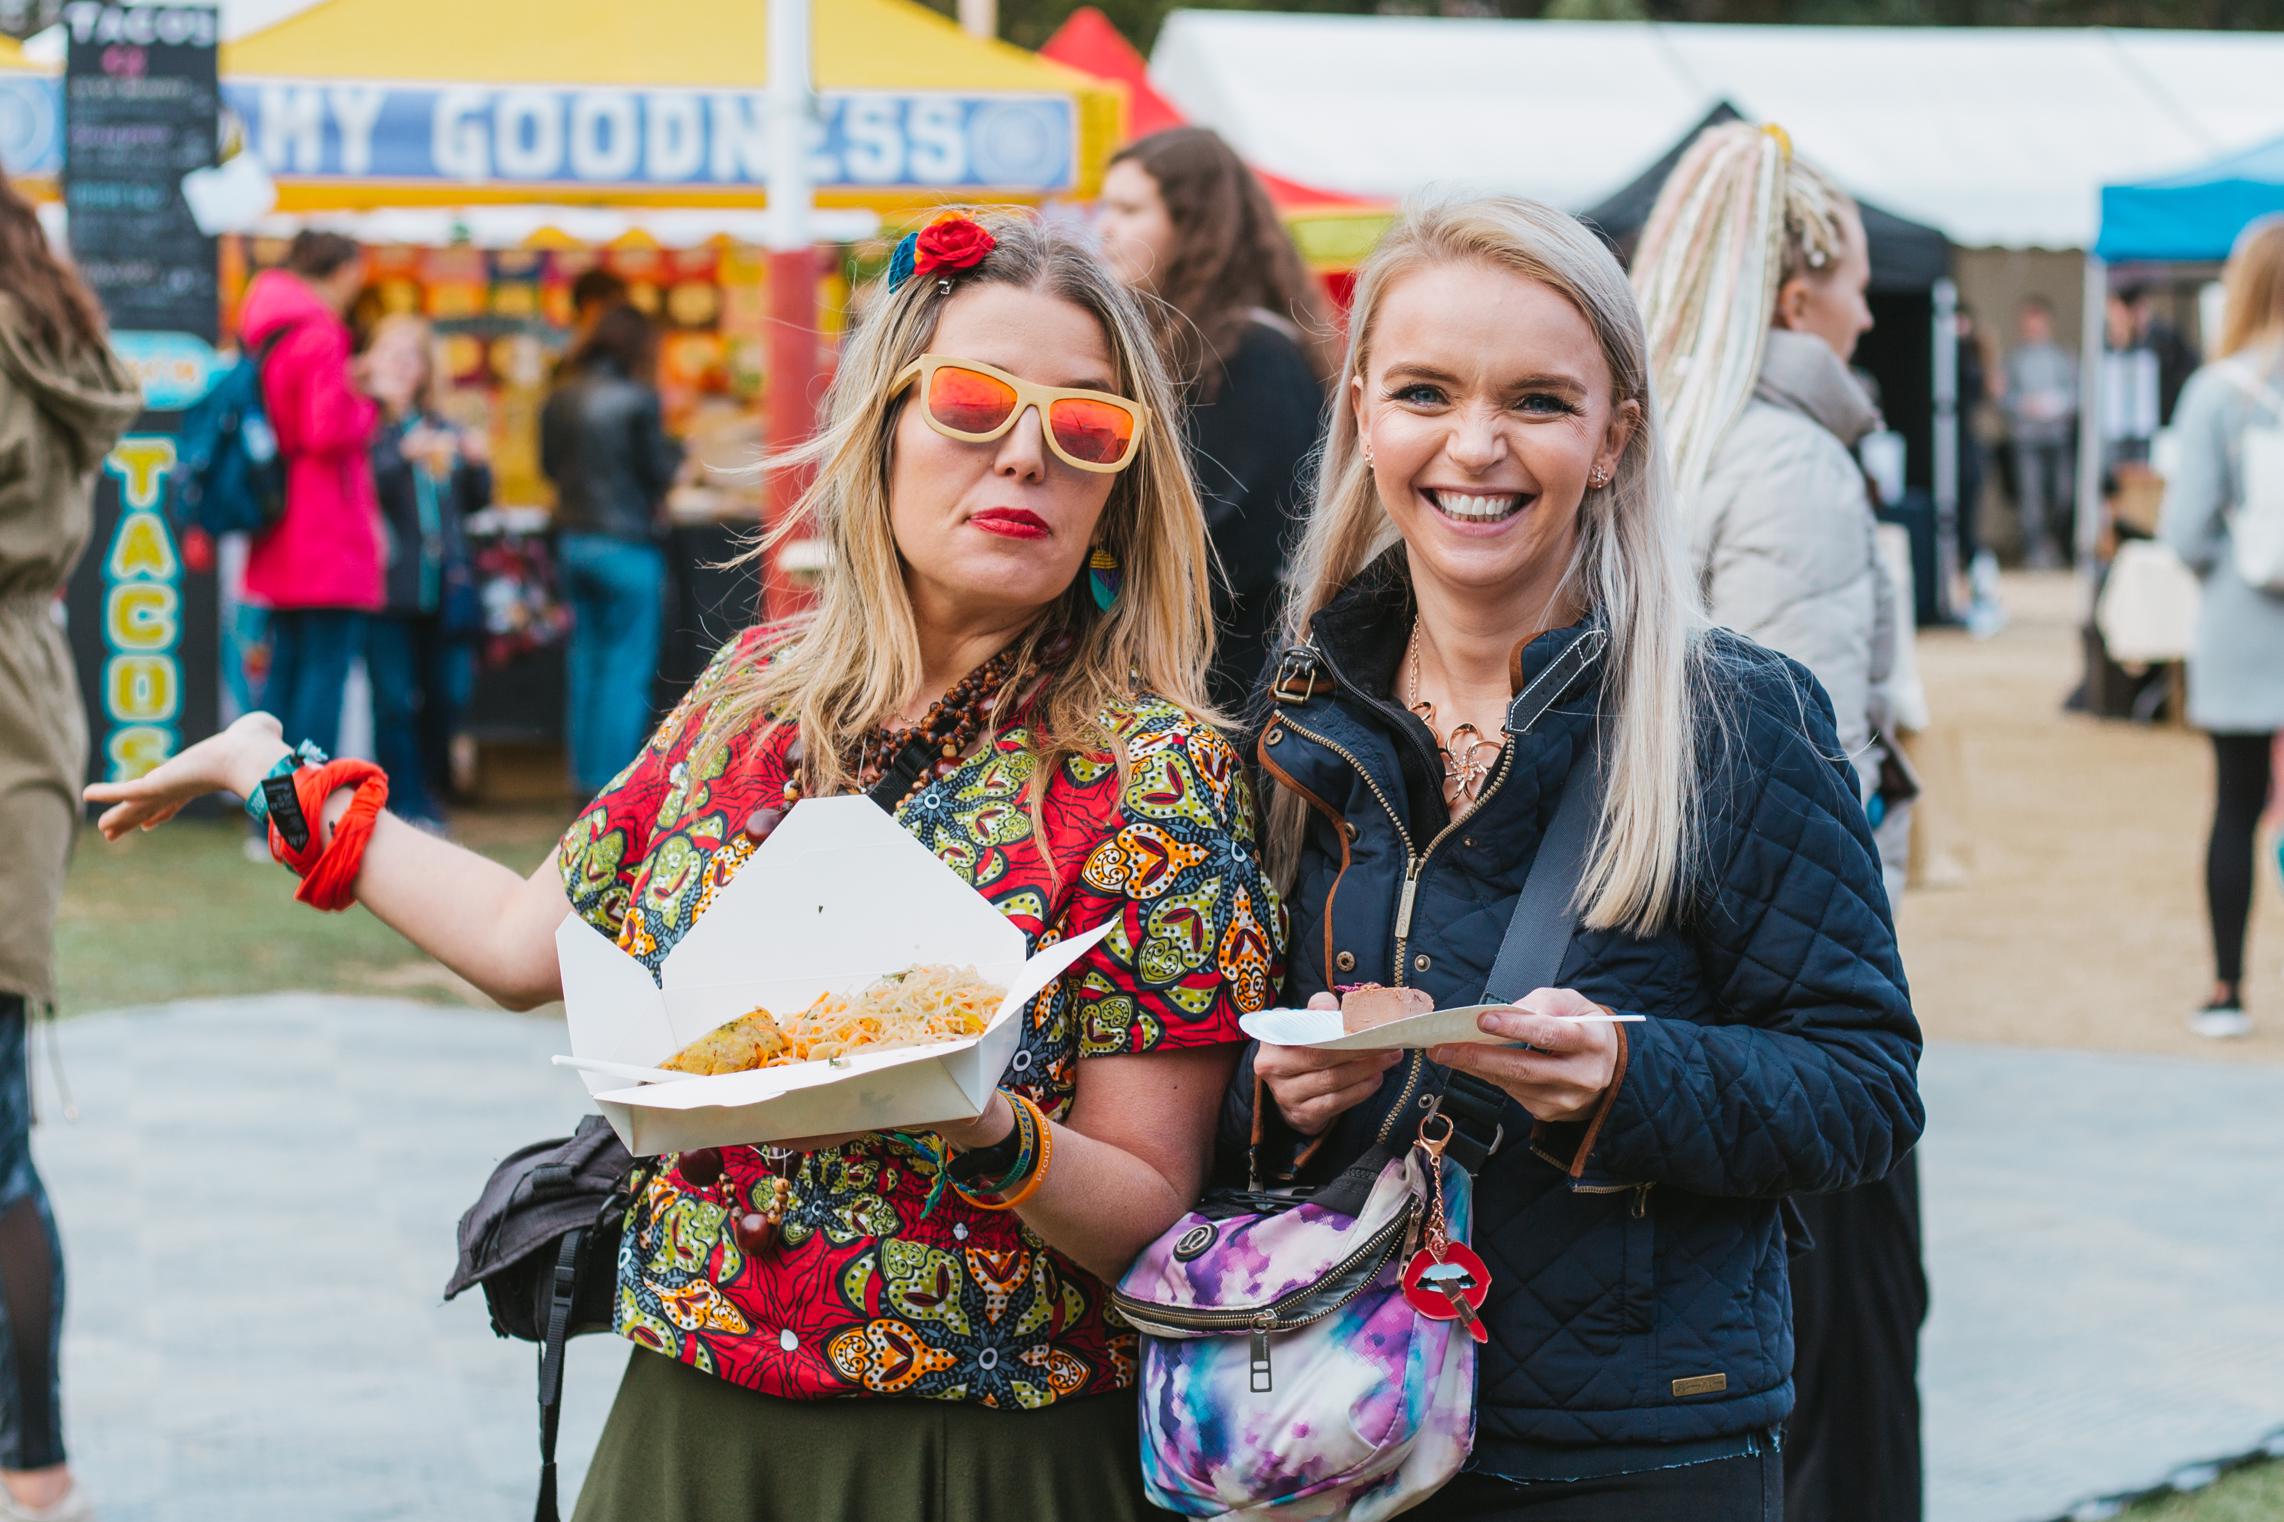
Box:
[0,74,1079,194]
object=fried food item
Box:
[661,966,1006,1076]
[1340,983,1435,1033]
[661,1006,791,1075]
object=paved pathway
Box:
[31,996,2284,1522]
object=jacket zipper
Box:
[1275,714,1530,1150]
[1274,715,1414,872]
[1378,744,1524,1144]
[1271,715,1432,1144]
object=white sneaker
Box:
[2190,1002,2253,1039]
[0,1479,94,1522]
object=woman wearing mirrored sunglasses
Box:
[85,209,1284,1519]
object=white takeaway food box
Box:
[555,794,1112,1157]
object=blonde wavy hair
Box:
[2218,213,2284,359]
[700,207,1217,802]
[1632,122,1858,517]
[1276,196,1712,935]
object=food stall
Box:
[33,0,1120,783]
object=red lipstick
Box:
[970,508,1050,540]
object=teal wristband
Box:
[244,741,329,826]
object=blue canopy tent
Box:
[2097,131,2284,264]
[2074,135,2284,712]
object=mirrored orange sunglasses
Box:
[893,354,1150,474]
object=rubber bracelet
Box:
[946,1091,1032,1194]
[954,1094,1053,1211]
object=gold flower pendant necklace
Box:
[1406,623,1502,806]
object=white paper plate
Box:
[1239,1004,1643,1051]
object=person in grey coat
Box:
[2004,296,2079,569]
[2158,215,2284,1039]
[1634,122,1923,1522]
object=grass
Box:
[54,806,567,1016]
[2122,1462,2284,1520]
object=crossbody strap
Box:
[866,734,941,814]
[532,1227,585,1522]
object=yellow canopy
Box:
[223,0,1122,213]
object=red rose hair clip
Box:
[887,212,996,294]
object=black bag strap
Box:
[1431,720,1606,1176]
[866,736,938,814]
[532,1227,585,1522]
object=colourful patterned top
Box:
[557,628,1284,1407]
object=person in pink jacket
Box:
[237,230,380,756]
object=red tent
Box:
[1040,7,1390,274]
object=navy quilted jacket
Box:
[1223,561,1923,1464]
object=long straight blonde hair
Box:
[1632,122,1857,520]
[700,208,1218,799]
[2217,214,2284,359]
[1277,196,1711,935]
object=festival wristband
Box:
[244,741,329,828]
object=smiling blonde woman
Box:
[1230,197,1921,1520]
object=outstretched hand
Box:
[82,712,291,842]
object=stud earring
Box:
[1362,445,1375,465]
[1589,466,1610,489]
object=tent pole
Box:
[2075,254,2107,609]
[1932,277,1960,622]
[762,0,820,620]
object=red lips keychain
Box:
[1401,1114,1491,1342]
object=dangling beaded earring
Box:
[1088,545,1123,613]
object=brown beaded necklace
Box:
[849,646,1023,797]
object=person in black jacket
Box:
[363,315,489,827]
[1098,126,1331,714]
[1229,197,1922,1520]
[540,302,683,795]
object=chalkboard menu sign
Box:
[61,3,222,786]
[62,3,219,336]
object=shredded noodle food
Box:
[662,965,1006,1076]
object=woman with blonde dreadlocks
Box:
[1633,123,1925,1522]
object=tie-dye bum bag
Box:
[1112,1113,1487,1522]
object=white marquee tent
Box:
[1148,13,2284,252]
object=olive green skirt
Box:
[573,1346,1179,1522]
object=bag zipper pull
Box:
[1250,1311,1276,1393]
